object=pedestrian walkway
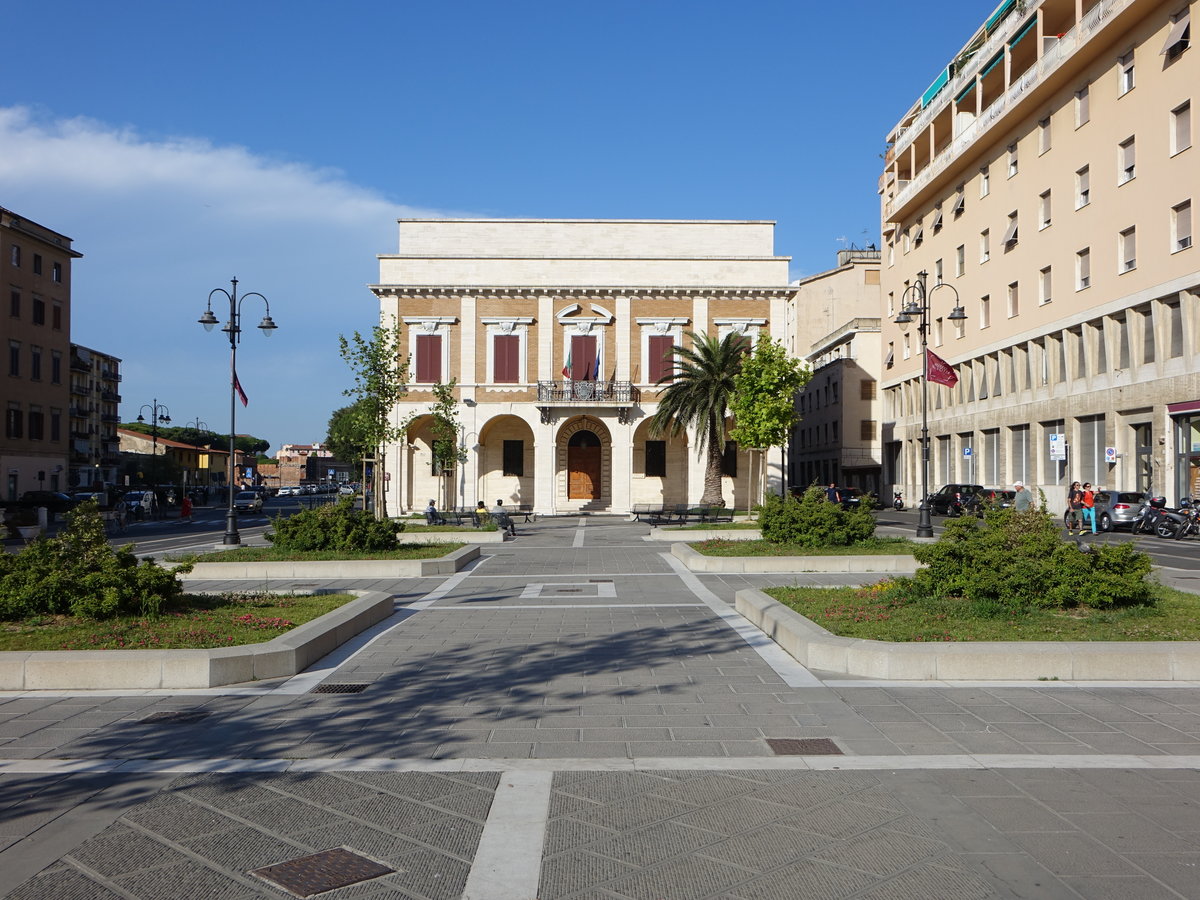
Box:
[2,517,1200,898]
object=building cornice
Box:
[371,285,797,299]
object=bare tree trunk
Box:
[700,428,725,505]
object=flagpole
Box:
[198,277,279,546]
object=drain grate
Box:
[766,738,843,756]
[589,579,613,583]
[553,588,582,593]
[310,683,369,694]
[141,710,209,725]
[250,847,393,897]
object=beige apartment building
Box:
[786,249,883,494]
[370,219,794,515]
[880,0,1198,509]
[1,207,79,499]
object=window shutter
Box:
[571,335,597,381]
[416,334,442,383]
[648,335,674,383]
[494,335,519,383]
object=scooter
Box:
[1131,497,1186,538]
[892,491,904,511]
[1174,500,1199,540]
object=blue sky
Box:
[0,0,991,453]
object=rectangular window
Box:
[32,253,42,275]
[51,262,62,283]
[860,420,877,441]
[9,245,19,267]
[1007,143,1018,177]
[955,244,964,276]
[980,294,991,328]
[1076,166,1090,208]
[1007,282,1019,318]
[502,439,524,476]
[645,440,666,477]
[932,206,943,233]
[492,334,520,384]
[51,304,62,330]
[1075,85,1090,126]
[721,441,738,477]
[1040,266,1052,304]
[1169,299,1184,357]
[1039,117,1052,154]
[953,187,965,216]
[1141,307,1156,364]
[8,291,17,317]
[648,334,675,384]
[1003,212,1018,249]
[903,332,911,359]
[934,258,943,284]
[1119,137,1136,184]
[50,409,61,442]
[1039,190,1052,229]
[28,409,43,441]
[980,229,990,262]
[1119,226,1137,272]
[1161,8,1190,58]
[1174,199,1193,251]
[32,298,44,325]
[414,334,442,383]
[569,334,597,381]
[934,317,944,346]
[979,165,990,197]
[860,379,876,400]
[1173,101,1192,154]
[1011,425,1030,483]
[1118,51,1135,94]
[30,347,41,380]
[5,406,21,439]
[8,341,18,377]
[51,351,61,384]
[1077,247,1091,289]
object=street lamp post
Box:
[136,399,171,485]
[198,278,278,545]
[893,270,967,538]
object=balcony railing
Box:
[537,380,639,404]
[101,390,121,402]
[70,384,91,396]
[100,413,119,423]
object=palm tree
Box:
[649,331,746,505]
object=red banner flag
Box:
[926,349,959,387]
[234,370,249,407]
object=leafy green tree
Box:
[338,322,410,519]
[649,331,746,505]
[325,402,371,465]
[429,381,467,507]
[730,336,810,502]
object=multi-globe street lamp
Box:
[893,270,967,538]
[136,400,171,483]
[198,278,278,545]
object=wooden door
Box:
[567,430,602,500]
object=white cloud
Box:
[0,105,455,453]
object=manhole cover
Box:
[251,847,393,897]
[766,738,843,755]
[141,711,209,725]
[310,683,368,694]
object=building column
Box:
[535,416,557,515]
[610,415,633,513]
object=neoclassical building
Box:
[370,219,794,515]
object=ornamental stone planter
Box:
[735,588,1200,681]
[184,544,479,580]
[671,542,920,574]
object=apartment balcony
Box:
[101,369,122,382]
[884,0,1137,222]
[536,380,640,424]
[100,413,120,424]
[69,357,91,372]
[70,384,91,396]
[69,406,88,419]
[100,390,121,402]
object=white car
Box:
[234,491,264,513]
[278,486,299,497]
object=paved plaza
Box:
[2,517,1200,898]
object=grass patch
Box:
[177,544,464,563]
[0,592,356,651]
[764,583,1200,642]
[692,537,917,557]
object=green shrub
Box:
[756,487,876,548]
[891,506,1153,613]
[0,502,188,620]
[266,498,404,552]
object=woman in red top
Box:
[1080,482,1097,534]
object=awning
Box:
[981,52,1005,77]
[1002,217,1018,244]
[954,81,977,105]
[1160,12,1190,54]
[932,210,944,230]
[985,0,1017,33]
[921,67,951,108]
[952,192,965,214]
[1168,399,1200,415]
[913,225,924,245]
[885,348,895,369]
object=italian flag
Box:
[562,349,572,379]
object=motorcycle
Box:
[892,491,904,511]
[1174,500,1200,540]
[1131,497,1186,538]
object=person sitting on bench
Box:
[425,499,445,526]
[493,500,517,536]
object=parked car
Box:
[234,490,263,513]
[1094,491,1149,531]
[338,484,356,495]
[18,491,80,514]
[121,491,155,517]
[925,483,986,516]
[278,486,299,497]
[975,488,1016,510]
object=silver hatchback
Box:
[1093,491,1147,531]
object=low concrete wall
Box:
[671,543,920,574]
[647,527,762,542]
[0,590,396,690]
[184,545,479,580]
[399,530,505,544]
[735,589,1200,681]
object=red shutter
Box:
[494,335,519,383]
[571,335,597,381]
[649,335,674,383]
[416,334,442,383]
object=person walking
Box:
[825,483,841,503]
[180,495,193,524]
[1066,481,1084,534]
[1013,481,1033,511]
[1081,482,1097,534]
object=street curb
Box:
[735,588,1200,681]
[647,527,762,542]
[671,542,920,573]
[0,590,396,690]
[182,544,480,579]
